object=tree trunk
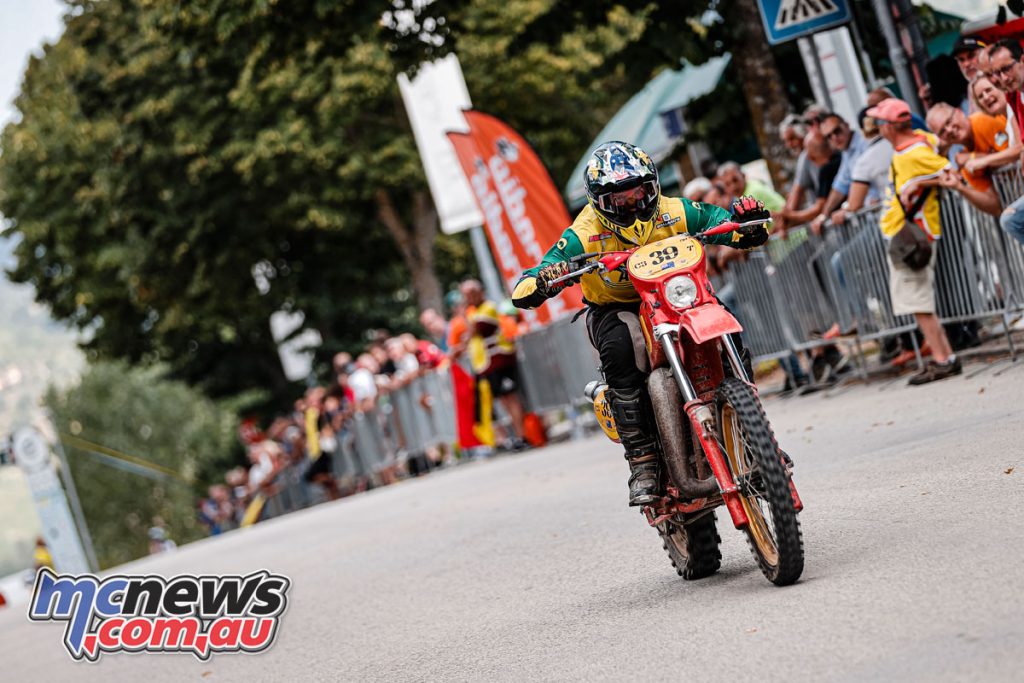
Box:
[376,188,444,313]
[726,0,794,188]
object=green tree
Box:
[45,361,237,568]
[433,0,799,185]
[0,0,465,405]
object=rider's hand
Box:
[731,195,770,233]
[536,262,574,297]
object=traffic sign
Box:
[14,427,91,574]
[757,0,852,46]
[12,426,49,474]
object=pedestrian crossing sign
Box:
[757,0,851,45]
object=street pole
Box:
[847,12,879,90]
[468,225,506,302]
[869,0,922,115]
[799,36,833,111]
[48,415,99,573]
[890,0,931,95]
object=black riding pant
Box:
[585,302,648,394]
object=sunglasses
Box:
[822,125,847,139]
[990,61,1019,79]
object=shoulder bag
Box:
[887,161,933,271]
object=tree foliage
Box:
[45,361,238,568]
[1,0,797,406]
[0,0,465,404]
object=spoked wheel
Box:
[715,378,804,586]
[657,511,722,580]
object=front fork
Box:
[655,324,751,529]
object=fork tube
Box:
[661,330,750,529]
[721,335,749,383]
[659,333,698,402]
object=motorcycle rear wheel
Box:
[715,378,804,586]
[658,512,722,580]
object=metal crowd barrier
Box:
[515,166,1024,408]
[730,168,1024,372]
[516,314,600,414]
[259,368,460,520]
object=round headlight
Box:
[664,275,698,309]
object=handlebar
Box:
[545,218,770,285]
[699,218,771,238]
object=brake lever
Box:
[549,261,602,285]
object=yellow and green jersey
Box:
[513,195,765,308]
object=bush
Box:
[45,362,237,568]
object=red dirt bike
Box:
[551,220,804,586]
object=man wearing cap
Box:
[986,39,1024,246]
[926,102,1005,216]
[870,98,962,385]
[920,36,986,115]
[954,36,985,83]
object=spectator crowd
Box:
[683,34,1024,388]
[197,279,536,534]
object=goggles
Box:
[595,180,659,226]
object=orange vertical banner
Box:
[448,111,584,327]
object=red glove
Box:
[730,195,770,233]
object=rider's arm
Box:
[685,200,769,250]
[512,228,585,310]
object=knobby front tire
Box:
[658,511,722,580]
[715,378,804,586]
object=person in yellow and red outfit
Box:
[512,141,770,506]
[454,279,529,451]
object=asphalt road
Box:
[3,361,1024,682]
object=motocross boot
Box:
[607,386,660,506]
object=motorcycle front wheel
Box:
[657,511,722,580]
[715,378,804,586]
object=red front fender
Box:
[679,303,742,344]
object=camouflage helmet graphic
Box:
[583,141,661,245]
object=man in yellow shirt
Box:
[871,98,961,385]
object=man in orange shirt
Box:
[926,102,1005,215]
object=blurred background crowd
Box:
[194,278,537,536]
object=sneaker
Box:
[822,344,852,376]
[891,343,932,368]
[879,337,902,364]
[908,357,962,386]
[811,356,833,384]
[781,375,810,393]
[822,323,842,340]
[511,438,531,452]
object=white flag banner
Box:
[398,54,483,234]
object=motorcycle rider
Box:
[512,141,771,506]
